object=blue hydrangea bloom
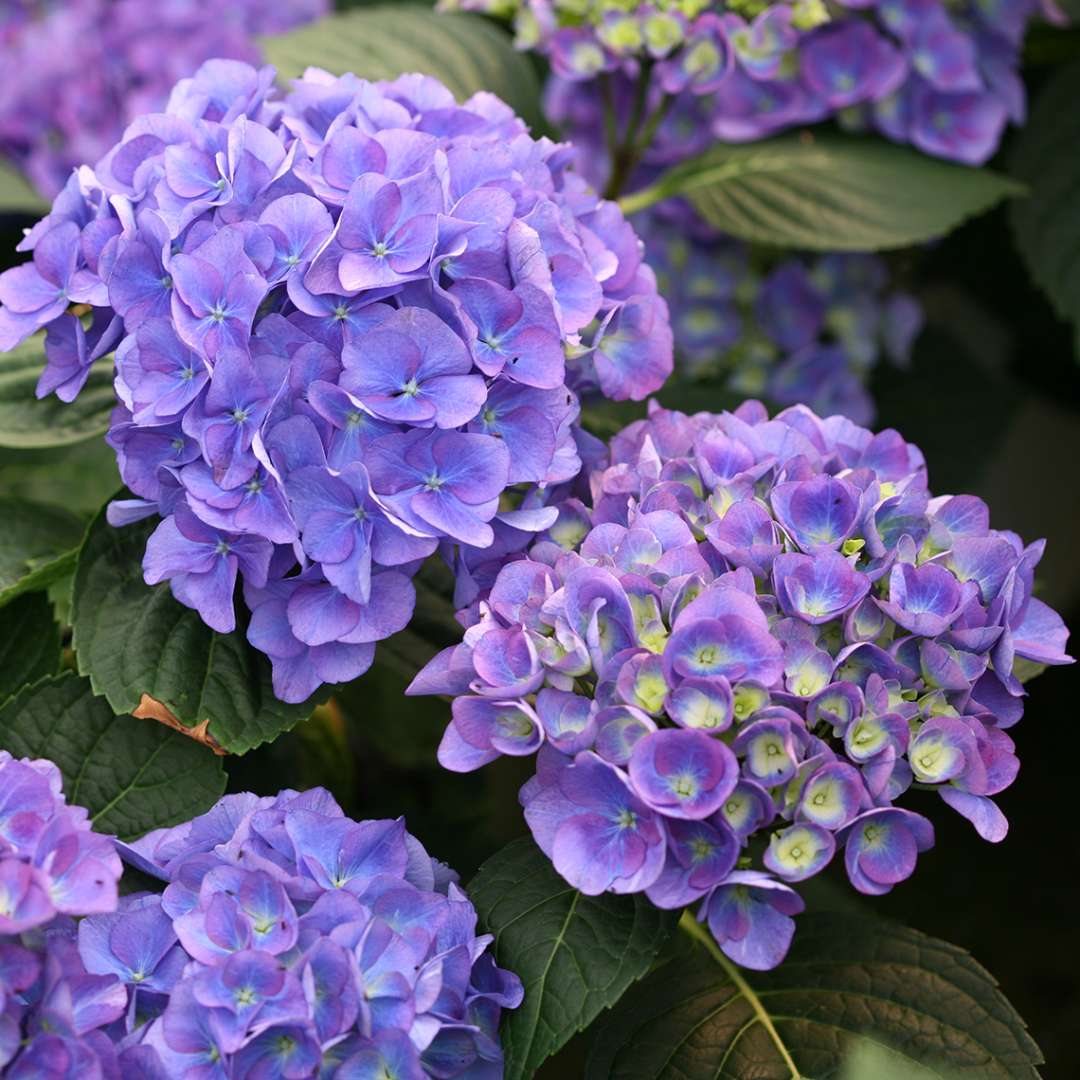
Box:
[0,752,126,1076]
[456,0,1058,169]
[88,787,522,1078]
[0,0,328,197]
[0,60,673,704]
[410,400,1073,969]
[631,204,924,424]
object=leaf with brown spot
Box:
[0,674,225,839]
[72,507,320,755]
[132,694,226,755]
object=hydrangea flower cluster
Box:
[636,205,924,423]
[90,786,522,1078]
[409,401,1072,969]
[452,0,1053,168]
[0,60,672,704]
[0,0,328,197]
[1,751,125,1076]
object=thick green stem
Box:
[600,73,621,170]
[603,66,653,200]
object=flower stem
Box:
[603,66,653,200]
[677,911,803,1080]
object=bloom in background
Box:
[0,60,672,703]
[90,787,522,1077]
[637,203,924,423]
[0,0,328,197]
[409,400,1072,968]
[453,0,1053,171]
[0,751,125,1075]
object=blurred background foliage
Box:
[1,22,1078,1080]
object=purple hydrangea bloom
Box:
[0,752,126,1076]
[410,400,1072,968]
[0,60,673,705]
[91,787,522,1077]
[0,753,122,935]
[0,0,329,198]
[635,205,925,425]
[511,0,1051,172]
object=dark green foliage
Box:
[71,507,320,754]
[0,673,226,838]
[469,837,678,1080]
[587,914,1042,1079]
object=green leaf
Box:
[468,837,678,1080]
[621,133,1023,252]
[262,4,544,131]
[586,912,1042,1079]
[1010,60,1080,355]
[0,672,226,839]
[0,495,86,606]
[0,333,115,448]
[0,160,47,215]
[0,591,61,702]
[71,507,320,755]
[0,440,121,516]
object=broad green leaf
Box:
[0,333,115,448]
[0,672,226,839]
[0,591,61,702]
[0,440,120,515]
[586,912,1042,1079]
[1010,60,1080,355]
[621,134,1023,252]
[262,4,544,131]
[0,495,86,606]
[0,160,47,215]
[468,837,678,1080]
[71,507,320,755]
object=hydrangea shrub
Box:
[0,2,1073,1075]
[0,59,672,704]
[410,400,1072,968]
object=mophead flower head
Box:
[0,59,672,704]
[0,0,329,197]
[82,787,522,1077]
[0,752,126,1076]
[409,399,1072,969]
[492,0,1051,171]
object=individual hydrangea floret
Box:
[409,400,1072,969]
[0,751,125,1076]
[85,786,522,1077]
[636,203,924,423]
[0,0,328,197]
[0,752,121,935]
[454,0,1056,169]
[0,60,672,704]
